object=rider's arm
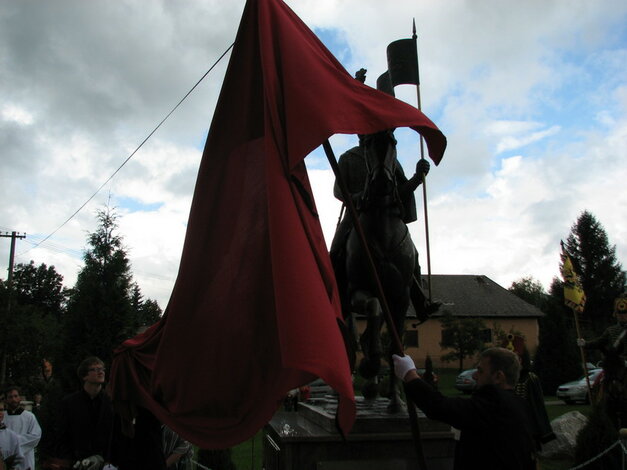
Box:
[399,159,429,197]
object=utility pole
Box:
[1,231,26,384]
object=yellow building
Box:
[354,274,544,369]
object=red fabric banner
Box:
[109,0,446,449]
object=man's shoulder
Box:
[339,146,362,160]
[6,408,36,419]
[473,385,523,407]
[473,383,500,398]
[607,323,626,334]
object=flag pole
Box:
[323,139,429,470]
[572,306,593,400]
[560,241,592,399]
[407,20,433,302]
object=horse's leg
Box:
[386,288,411,414]
[353,291,383,399]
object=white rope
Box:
[190,459,212,470]
[567,439,626,469]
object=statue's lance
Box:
[384,21,436,470]
[384,19,433,302]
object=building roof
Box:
[422,274,544,319]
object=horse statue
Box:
[330,129,434,413]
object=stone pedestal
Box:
[264,396,455,470]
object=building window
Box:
[404,330,419,348]
[479,328,493,343]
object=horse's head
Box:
[361,130,399,205]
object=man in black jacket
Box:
[393,347,536,470]
[57,357,115,469]
[55,357,167,470]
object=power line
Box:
[20,237,84,259]
[22,42,234,255]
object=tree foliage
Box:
[564,211,625,334]
[130,283,162,331]
[531,211,625,393]
[0,262,67,389]
[508,276,549,312]
[439,311,486,372]
[532,277,583,393]
[60,207,162,390]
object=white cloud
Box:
[495,125,561,154]
[1,104,34,125]
[1,0,625,310]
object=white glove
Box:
[79,455,104,470]
[392,354,416,381]
[577,338,586,347]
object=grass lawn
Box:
[232,431,264,469]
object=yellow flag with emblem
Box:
[560,243,586,313]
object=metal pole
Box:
[572,308,593,400]
[413,26,433,302]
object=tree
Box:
[0,262,67,389]
[532,277,582,393]
[60,207,153,389]
[508,276,549,312]
[439,311,486,372]
[130,283,162,331]
[12,261,68,319]
[564,211,625,334]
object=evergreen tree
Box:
[130,283,162,331]
[532,277,582,393]
[60,207,136,389]
[439,311,486,372]
[564,211,625,334]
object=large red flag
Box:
[109,0,446,449]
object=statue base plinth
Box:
[264,396,455,470]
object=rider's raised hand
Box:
[416,158,430,177]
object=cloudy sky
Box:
[1,0,625,309]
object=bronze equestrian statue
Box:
[330,129,436,412]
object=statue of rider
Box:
[329,69,438,322]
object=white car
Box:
[555,368,603,404]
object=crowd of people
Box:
[0,357,192,470]
[1,321,622,470]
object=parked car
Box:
[555,368,603,404]
[454,368,477,394]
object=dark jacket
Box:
[58,389,115,461]
[58,391,166,469]
[405,379,535,470]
